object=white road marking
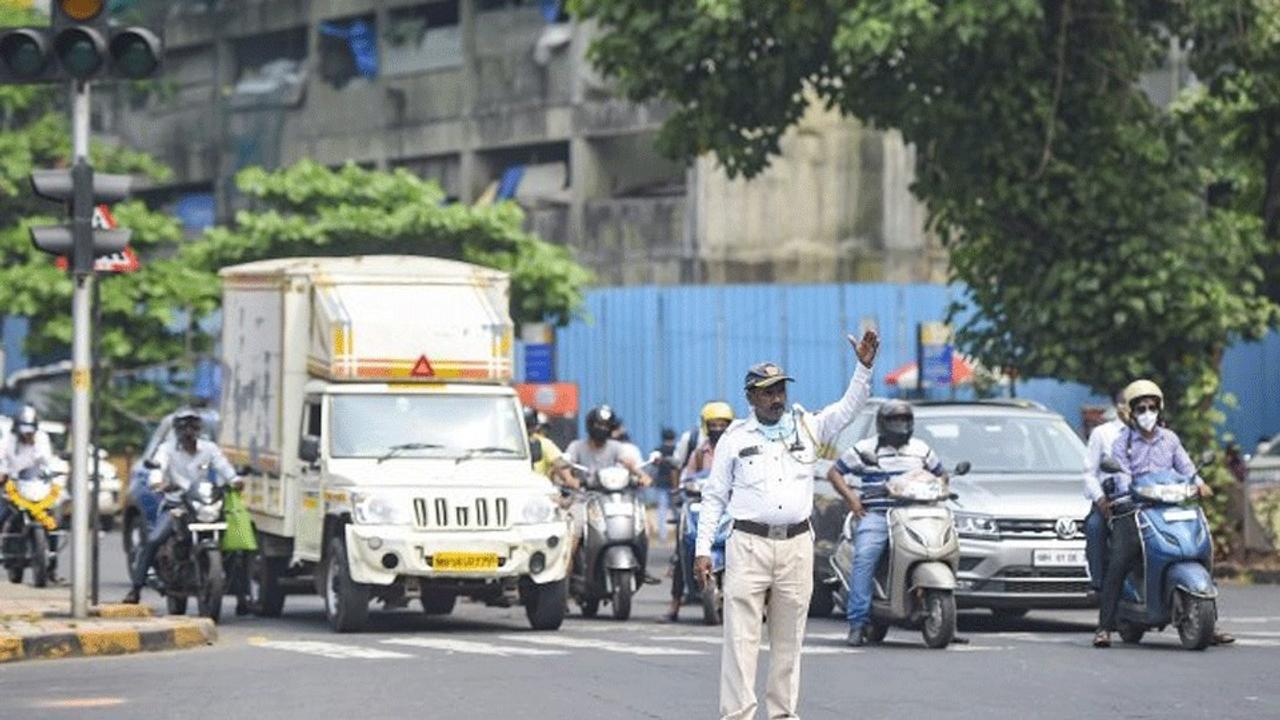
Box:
[1220,616,1280,624]
[947,645,1015,652]
[500,634,704,656]
[249,639,413,660]
[801,646,862,655]
[651,635,723,645]
[381,637,566,656]
[1234,638,1280,648]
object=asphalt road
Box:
[2,532,1278,720]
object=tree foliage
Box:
[573,0,1280,552]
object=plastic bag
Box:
[221,488,259,553]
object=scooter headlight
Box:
[16,478,52,502]
[597,467,630,492]
[195,500,223,523]
[521,494,559,524]
[1135,483,1197,504]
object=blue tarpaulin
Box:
[319,20,379,79]
[496,165,525,200]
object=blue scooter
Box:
[1101,456,1218,650]
[676,470,731,625]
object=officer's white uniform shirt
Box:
[1084,417,1126,502]
[696,363,873,556]
[0,431,54,477]
[152,438,238,503]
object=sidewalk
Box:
[0,580,216,664]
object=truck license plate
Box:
[1033,549,1086,567]
[433,552,499,572]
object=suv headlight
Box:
[521,494,559,524]
[954,512,1000,539]
[351,492,411,525]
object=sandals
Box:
[1093,629,1112,648]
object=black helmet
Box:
[523,406,538,430]
[876,400,914,448]
[585,405,615,441]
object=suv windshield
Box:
[915,414,1086,474]
[330,394,526,460]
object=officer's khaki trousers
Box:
[719,529,814,720]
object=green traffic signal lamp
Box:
[54,27,106,80]
[0,29,51,80]
[110,28,162,79]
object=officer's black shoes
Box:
[122,587,141,604]
[846,625,866,647]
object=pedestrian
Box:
[696,331,878,720]
[1083,390,1128,593]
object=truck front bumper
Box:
[344,521,571,586]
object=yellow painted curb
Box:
[172,623,213,648]
[92,604,153,619]
[77,628,142,656]
[0,635,23,662]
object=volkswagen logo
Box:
[1055,517,1078,540]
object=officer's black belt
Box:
[733,518,810,540]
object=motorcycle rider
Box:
[1093,380,1233,648]
[123,408,241,604]
[826,400,946,646]
[526,407,575,489]
[662,401,735,622]
[1083,390,1128,593]
[0,406,55,527]
[561,406,650,574]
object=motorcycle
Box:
[567,463,649,620]
[830,453,969,649]
[145,464,229,622]
[1100,454,1219,650]
[674,470,731,625]
[0,468,66,587]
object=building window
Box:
[385,2,463,76]
[319,14,379,89]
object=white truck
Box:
[218,256,570,632]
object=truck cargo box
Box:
[218,256,514,501]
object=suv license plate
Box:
[1033,549,1086,567]
[433,552,499,572]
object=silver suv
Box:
[811,400,1094,618]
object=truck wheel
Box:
[30,527,49,588]
[525,578,567,631]
[1177,593,1215,651]
[196,549,225,623]
[324,537,369,633]
[921,590,956,649]
[250,551,287,618]
[610,569,633,621]
[421,590,457,616]
[167,594,188,615]
[807,585,835,618]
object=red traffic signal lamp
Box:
[0,0,162,83]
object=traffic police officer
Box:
[696,331,878,720]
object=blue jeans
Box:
[131,510,174,589]
[1084,506,1108,592]
[846,511,889,628]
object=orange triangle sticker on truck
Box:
[411,355,435,377]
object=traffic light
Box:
[29,162,133,274]
[0,0,163,83]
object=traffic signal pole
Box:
[69,80,93,619]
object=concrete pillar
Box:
[458,0,481,202]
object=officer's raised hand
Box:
[849,330,879,368]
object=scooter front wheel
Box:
[610,570,633,621]
[865,622,889,644]
[1117,621,1145,645]
[921,590,956,649]
[1177,592,1215,651]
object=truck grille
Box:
[995,517,1084,540]
[413,497,509,530]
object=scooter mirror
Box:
[953,461,971,476]
[1199,450,1217,467]
[1099,457,1123,474]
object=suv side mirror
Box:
[299,436,321,465]
[953,461,971,477]
[1099,457,1123,474]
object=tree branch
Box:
[1033,0,1071,180]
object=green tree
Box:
[573,0,1279,552]
[188,161,592,325]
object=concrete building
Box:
[104,0,944,285]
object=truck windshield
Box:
[329,394,526,460]
[914,415,1087,474]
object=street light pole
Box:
[69,80,94,619]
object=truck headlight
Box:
[521,494,559,524]
[954,512,1000,539]
[351,492,411,525]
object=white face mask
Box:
[1136,410,1159,432]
